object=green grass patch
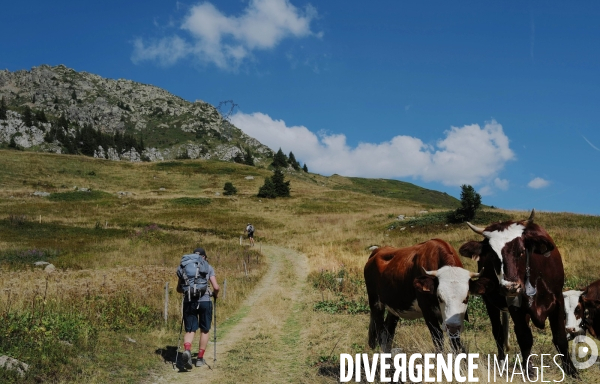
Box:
[334,177,460,208]
[313,297,369,314]
[170,197,212,206]
[48,190,113,202]
[0,248,60,267]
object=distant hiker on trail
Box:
[176,247,219,370]
[245,223,255,246]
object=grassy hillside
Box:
[1,149,599,383]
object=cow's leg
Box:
[483,295,507,358]
[548,300,579,378]
[367,294,385,350]
[381,312,400,353]
[423,314,444,352]
[509,306,535,379]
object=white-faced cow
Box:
[564,279,600,341]
[459,209,578,378]
[364,239,489,353]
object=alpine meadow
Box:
[1,148,600,383]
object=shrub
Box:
[223,182,237,195]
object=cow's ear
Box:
[469,277,491,295]
[524,234,555,255]
[414,275,436,294]
[459,241,482,262]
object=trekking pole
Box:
[213,296,217,366]
[173,297,184,370]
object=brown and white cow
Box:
[364,239,490,353]
[564,279,600,340]
[459,209,578,378]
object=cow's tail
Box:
[502,311,510,352]
[368,313,377,349]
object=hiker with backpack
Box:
[244,223,255,246]
[176,247,219,370]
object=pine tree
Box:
[243,148,254,166]
[303,163,308,173]
[223,182,237,196]
[22,106,33,127]
[271,148,288,168]
[0,97,7,120]
[288,151,300,170]
[272,168,290,197]
[233,152,244,164]
[35,110,47,123]
[257,177,277,198]
[8,135,18,149]
[450,185,482,223]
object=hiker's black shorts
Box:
[248,231,254,239]
[183,301,212,333]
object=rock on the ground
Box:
[44,264,56,273]
[0,355,29,377]
[33,191,50,197]
[34,261,50,266]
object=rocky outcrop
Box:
[0,65,274,163]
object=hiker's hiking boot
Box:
[196,357,206,367]
[182,350,193,370]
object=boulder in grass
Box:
[0,355,29,377]
[34,261,50,266]
[44,264,56,273]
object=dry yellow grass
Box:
[1,150,600,382]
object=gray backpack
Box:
[177,254,209,300]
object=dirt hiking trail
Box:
[147,244,313,384]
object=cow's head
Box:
[459,209,555,296]
[563,290,586,340]
[414,266,490,338]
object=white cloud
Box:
[132,36,190,66]
[479,186,493,196]
[494,178,509,190]
[231,112,515,186]
[132,0,319,69]
[528,177,550,189]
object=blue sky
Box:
[2,1,600,214]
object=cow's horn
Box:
[527,209,535,223]
[466,222,485,235]
[423,267,437,276]
[470,268,484,279]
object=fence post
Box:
[239,236,242,246]
[164,282,169,324]
[223,279,227,301]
